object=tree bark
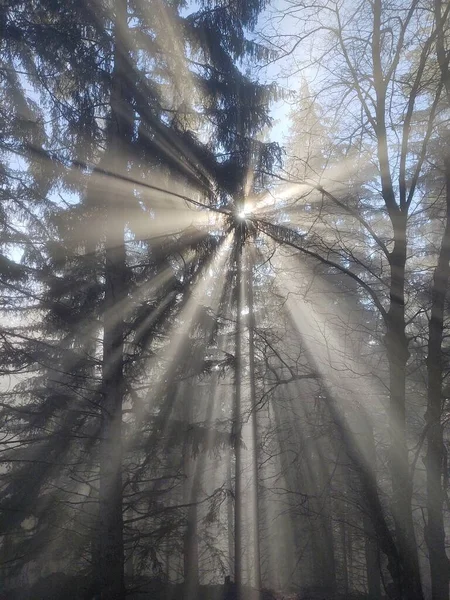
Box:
[385,225,423,600]
[425,156,450,600]
[314,448,337,595]
[371,0,424,591]
[227,452,235,578]
[359,412,381,600]
[426,5,450,596]
[246,250,262,594]
[234,234,243,595]
[183,501,199,598]
[183,384,199,598]
[98,1,130,598]
[340,512,349,596]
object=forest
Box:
[1,0,450,599]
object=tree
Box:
[424,2,450,597]
[259,0,450,597]
[0,1,281,598]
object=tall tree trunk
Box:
[372,0,423,592]
[183,500,199,598]
[84,173,104,597]
[425,156,450,600]
[98,1,130,598]
[314,448,337,594]
[303,433,337,594]
[364,512,381,600]
[234,234,243,595]
[183,384,199,598]
[359,412,381,600]
[347,519,353,591]
[227,452,235,578]
[385,225,422,600]
[426,5,450,597]
[340,513,349,596]
[99,152,127,600]
[246,250,261,595]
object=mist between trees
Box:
[0,1,450,600]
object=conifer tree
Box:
[0,1,280,598]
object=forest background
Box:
[0,1,450,600]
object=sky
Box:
[256,2,319,146]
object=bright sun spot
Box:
[238,203,253,219]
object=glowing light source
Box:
[237,203,253,220]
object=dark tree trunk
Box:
[98,1,131,597]
[234,235,243,595]
[372,0,424,592]
[309,445,337,594]
[227,453,235,577]
[385,226,423,600]
[340,515,349,596]
[98,175,126,600]
[359,413,381,600]
[425,156,450,600]
[364,513,381,600]
[183,385,199,598]
[426,5,450,595]
[183,502,199,597]
[246,250,262,594]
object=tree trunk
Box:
[183,502,199,598]
[315,449,337,594]
[426,5,450,595]
[371,0,424,592]
[227,453,235,578]
[340,515,349,596]
[246,250,262,594]
[425,156,450,600]
[183,384,199,598]
[359,413,381,600]
[98,167,126,600]
[304,438,337,595]
[234,233,243,595]
[364,512,381,600]
[385,227,423,600]
[98,1,130,597]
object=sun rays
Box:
[3,115,437,598]
[2,125,409,595]
[75,144,387,589]
[4,6,437,586]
